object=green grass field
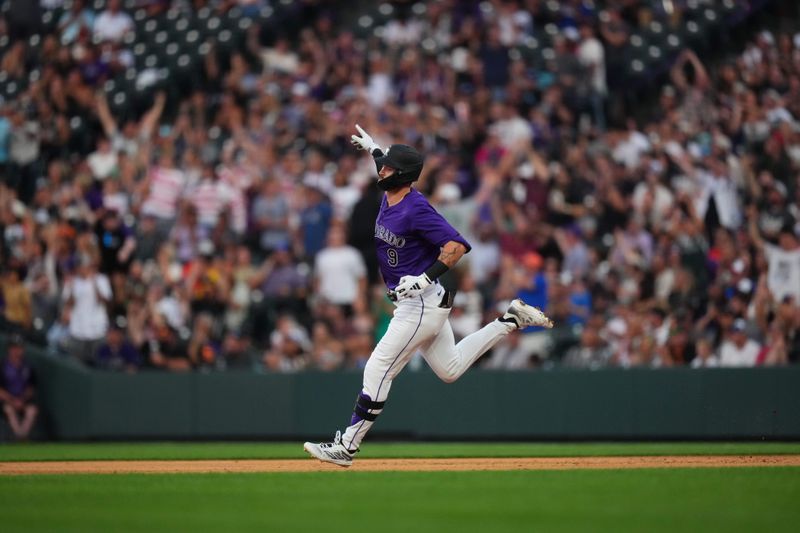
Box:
[1,442,799,533]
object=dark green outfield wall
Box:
[17,345,800,440]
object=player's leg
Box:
[340,299,449,450]
[422,310,514,383]
[304,297,447,465]
[422,298,554,383]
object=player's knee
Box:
[439,369,460,384]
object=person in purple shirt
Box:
[94,324,142,372]
[304,125,554,467]
[1,335,39,440]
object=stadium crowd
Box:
[0,0,799,374]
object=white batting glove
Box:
[393,273,432,300]
[351,124,380,153]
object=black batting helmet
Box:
[375,144,424,191]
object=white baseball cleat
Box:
[502,299,554,329]
[303,431,355,467]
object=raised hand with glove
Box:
[350,124,382,154]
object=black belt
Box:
[385,288,456,308]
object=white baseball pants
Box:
[342,282,514,451]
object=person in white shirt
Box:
[313,225,367,312]
[693,157,743,231]
[93,0,133,43]
[86,137,118,181]
[577,24,607,129]
[719,319,761,367]
[62,255,112,363]
[748,207,800,305]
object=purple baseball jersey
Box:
[375,189,471,289]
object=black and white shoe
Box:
[502,299,554,329]
[303,431,356,467]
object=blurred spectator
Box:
[248,246,309,345]
[0,2,798,374]
[1,265,32,332]
[449,273,483,342]
[145,321,191,371]
[187,313,222,371]
[313,225,367,314]
[719,319,762,367]
[8,105,42,204]
[251,178,292,257]
[58,0,95,45]
[298,186,333,259]
[95,208,135,276]
[310,321,345,371]
[577,23,607,130]
[749,212,800,305]
[93,0,133,44]
[562,322,613,369]
[6,0,43,42]
[0,335,38,440]
[62,254,112,363]
[263,315,311,372]
[691,338,720,368]
[94,324,142,372]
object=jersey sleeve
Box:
[410,200,472,252]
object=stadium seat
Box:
[664,33,683,55]
[354,15,375,40]
[166,7,181,25]
[682,20,706,48]
[172,17,192,39]
[203,16,223,39]
[645,20,665,43]
[28,68,41,85]
[195,7,213,26]
[143,54,159,70]
[626,58,647,78]
[109,91,130,120]
[236,17,253,35]
[159,42,180,68]
[628,33,648,62]
[141,19,159,44]
[646,45,664,66]
[42,10,57,32]
[132,43,148,68]
[184,29,201,50]
[544,23,560,41]
[133,8,148,26]
[720,0,740,18]
[171,54,197,94]
[371,2,394,27]
[102,79,117,97]
[122,30,137,48]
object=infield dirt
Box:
[1,455,799,475]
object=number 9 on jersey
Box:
[387,248,399,267]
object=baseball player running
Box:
[303,125,553,466]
